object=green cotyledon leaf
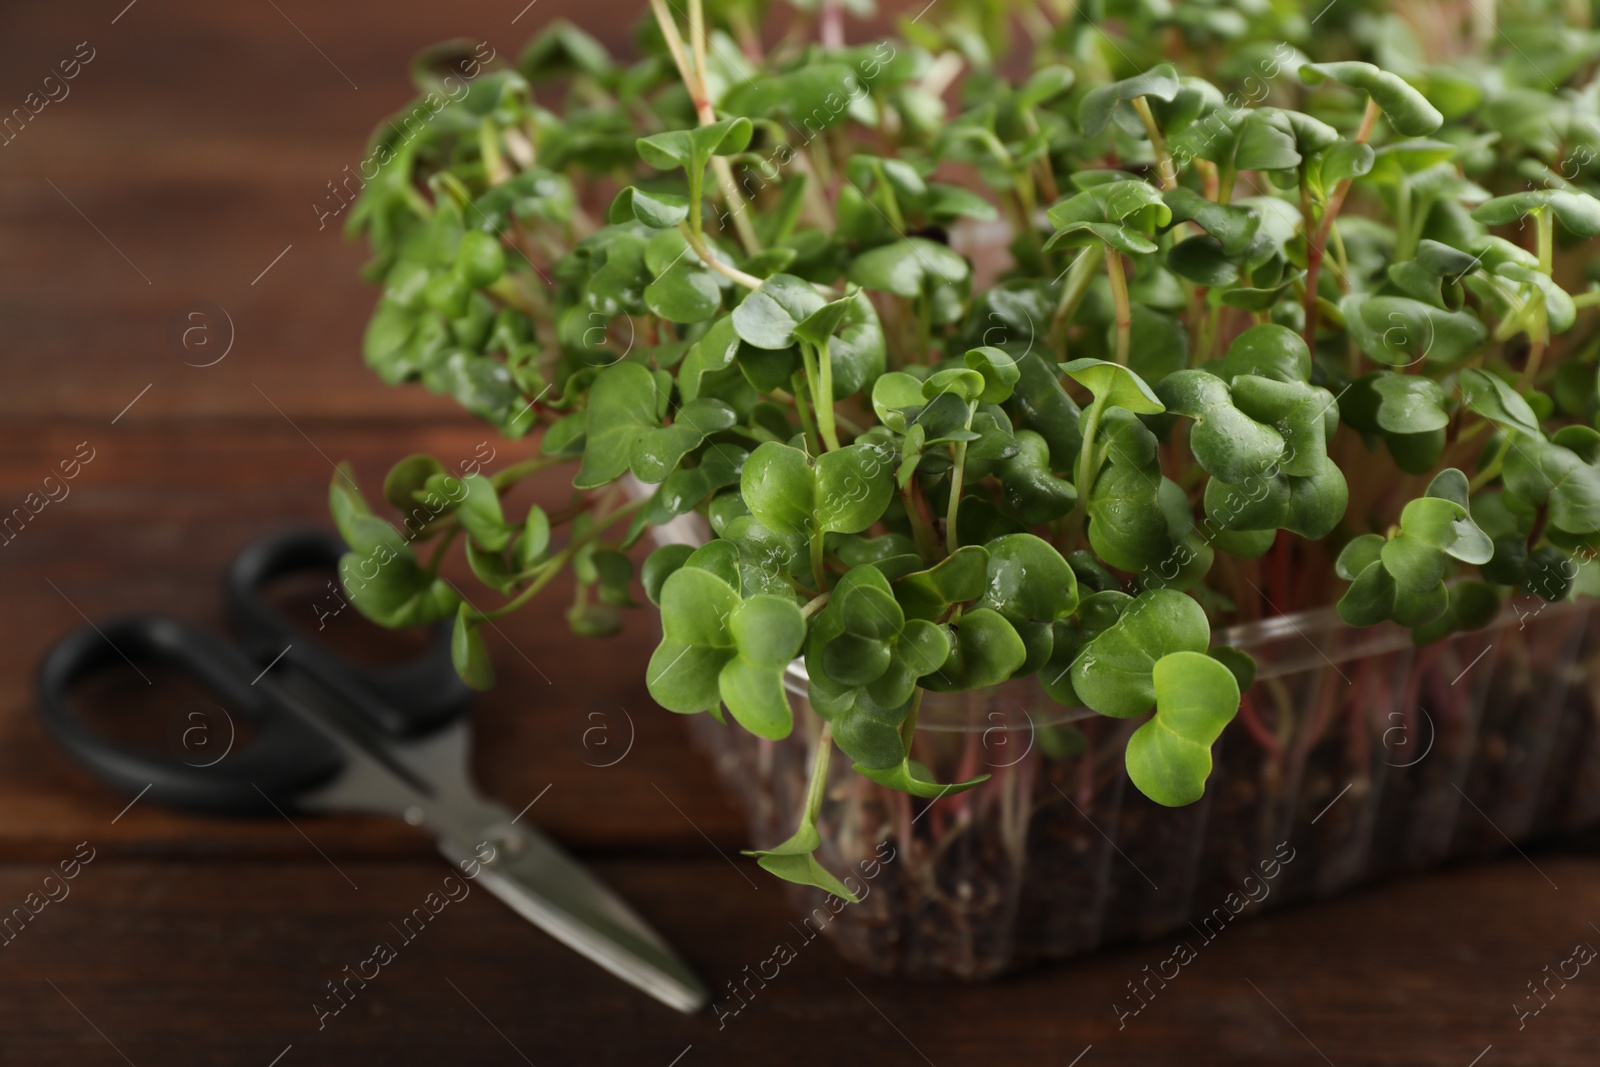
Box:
[1298,62,1443,137]
[718,594,805,739]
[1155,370,1285,485]
[1125,650,1241,806]
[1503,438,1600,537]
[740,441,815,537]
[974,533,1079,624]
[636,116,753,171]
[854,758,990,799]
[574,361,662,490]
[815,442,897,535]
[1045,182,1173,254]
[920,609,1027,692]
[1069,589,1211,718]
[628,398,737,483]
[893,546,989,621]
[741,822,860,903]
[451,603,494,690]
[1340,294,1488,368]
[1473,189,1600,237]
[1078,64,1181,137]
[995,430,1077,525]
[807,566,950,767]
[646,565,741,713]
[1457,367,1541,437]
[847,238,971,299]
[1336,469,1491,628]
[608,185,690,229]
[732,273,827,350]
[1162,187,1260,257]
[1061,358,1165,414]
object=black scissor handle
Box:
[36,616,344,816]
[226,527,470,738]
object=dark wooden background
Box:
[3,1,1599,1064]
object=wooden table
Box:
[3,2,1599,1063]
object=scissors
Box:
[36,528,708,1013]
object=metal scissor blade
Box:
[265,679,705,1011]
[438,825,709,1014]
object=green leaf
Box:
[1046,182,1173,254]
[636,116,753,171]
[732,273,827,350]
[1156,370,1286,484]
[456,473,512,551]
[514,505,552,571]
[740,441,815,537]
[1397,493,1493,565]
[815,443,895,534]
[1458,368,1541,436]
[646,566,741,713]
[1504,439,1600,536]
[1413,580,1502,643]
[516,20,612,81]
[1167,236,1238,286]
[629,398,737,483]
[847,238,970,298]
[807,568,949,765]
[645,259,722,324]
[383,454,445,513]
[963,346,1022,404]
[1061,358,1165,414]
[1233,109,1313,171]
[922,608,1027,691]
[678,315,741,402]
[451,604,494,690]
[719,595,805,739]
[454,231,506,288]
[1472,189,1600,237]
[329,465,400,555]
[1320,140,1375,186]
[1070,589,1210,718]
[610,186,690,229]
[1336,472,1491,628]
[854,759,990,799]
[1216,323,1311,383]
[893,545,989,620]
[1341,294,1488,367]
[1007,352,1084,469]
[1125,650,1241,806]
[975,533,1078,623]
[792,294,856,348]
[922,367,986,404]
[995,430,1076,524]
[1079,64,1181,137]
[1162,187,1260,256]
[1299,61,1444,136]
[339,545,460,629]
[1084,416,1174,571]
[741,823,859,903]
[871,371,925,432]
[1388,240,1483,309]
[1371,374,1449,434]
[575,362,661,489]
[1336,533,1386,579]
[641,543,693,605]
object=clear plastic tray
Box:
[688,591,1600,978]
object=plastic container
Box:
[687,592,1600,979]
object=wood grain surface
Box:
[3,1,1600,1064]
